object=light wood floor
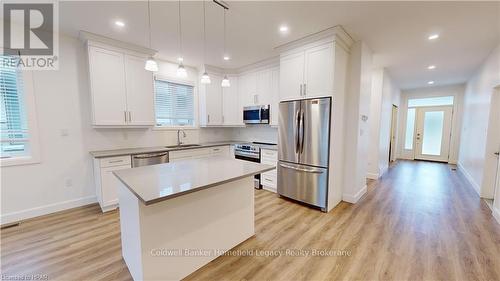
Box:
[2,160,500,280]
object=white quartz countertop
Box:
[89,141,243,158]
[113,156,275,205]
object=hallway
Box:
[1,161,499,280]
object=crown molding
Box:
[79,30,157,56]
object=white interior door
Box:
[415,106,453,162]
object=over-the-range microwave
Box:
[243,105,270,124]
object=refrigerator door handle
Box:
[279,163,324,174]
[299,109,305,154]
[295,109,301,153]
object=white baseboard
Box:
[1,196,97,225]
[457,162,481,196]
[366,172,379,180]
[343,185,367,204]
[493,206,500,225]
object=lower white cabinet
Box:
[93,146,231,212]
[260,149,278,192]
[93,155,132,212]
[169,145,230,162]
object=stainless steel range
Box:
[234,143,261,188]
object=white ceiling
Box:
[56,1,500,89]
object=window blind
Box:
[155,79,194,127]
[0,57,29,157]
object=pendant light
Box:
[221,9,230,88]
[144,0,158,72]
[200,0,211,84]
[176,0,187,78]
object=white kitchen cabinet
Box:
[239,73,257,107]
[123,55,155,126]
[88,44,155,127]
[270,68,280,126]
[93,155,132,212]
[88,47,128,125]
[279,41,334,101]
[169,145,230,162]
[256,69,272,105]
[279,51,305,101]
[260,149,278,192]
[304,43,334,97]
[222,76,242,126]
[200,74,223,126]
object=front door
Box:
[414,106,453,162]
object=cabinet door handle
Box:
[128,111,132,122]
[109,160,123,163]
[300,84,303,96]
[303,84,306,96]
[124,111,127,122]
[207,114,210,123]
[222,115,225,123]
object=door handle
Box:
[303,83,306,96]
[124,111,127,123]
[279,163,324,173]
[299,109,305,154]
[128,111,132,122]
[295,110,300,153]
[300,84,303,96]
[495,152,499,157]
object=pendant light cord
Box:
[223,9,226,57]
[178,0,182,58]
[147,0,152,49]
[203,0,206,65]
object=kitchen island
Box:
[113,157,274,281]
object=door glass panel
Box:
[421,111,444,155]
[404,108,416,150]
[408,96,454,107]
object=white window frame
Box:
[153,75,199,131]
[1,69,41,167]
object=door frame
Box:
[413,105,454,162]
[389,104,398,162]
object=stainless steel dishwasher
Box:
[131,152,169,167]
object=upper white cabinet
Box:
[87,43,155,127]
[123,55,155,126]
[205,74,224,126]
[199,65,279,128]
[88,47,128,125]
[222,76,242,126]
[279,52,304,101]
[279,41,334,101]
[270,68,280,126]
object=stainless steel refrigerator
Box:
[277,97,331,211]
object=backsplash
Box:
[232,126,278,144]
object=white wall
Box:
[367,68,401,179]
[0,35,233,224]
[459,44,500,197]
[342,41,373,203]
[398,84,465,164]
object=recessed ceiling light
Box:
[427,65,436,70]
[428,34,439,40]
[428,81,435,85]
[223,55,230,61]
[177,57,184,62]
[279,25,289,33]
[115,20,125,27]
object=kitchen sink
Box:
[165,144,201,149]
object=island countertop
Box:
[113,156,275,205]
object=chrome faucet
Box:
[177,129,186,146]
